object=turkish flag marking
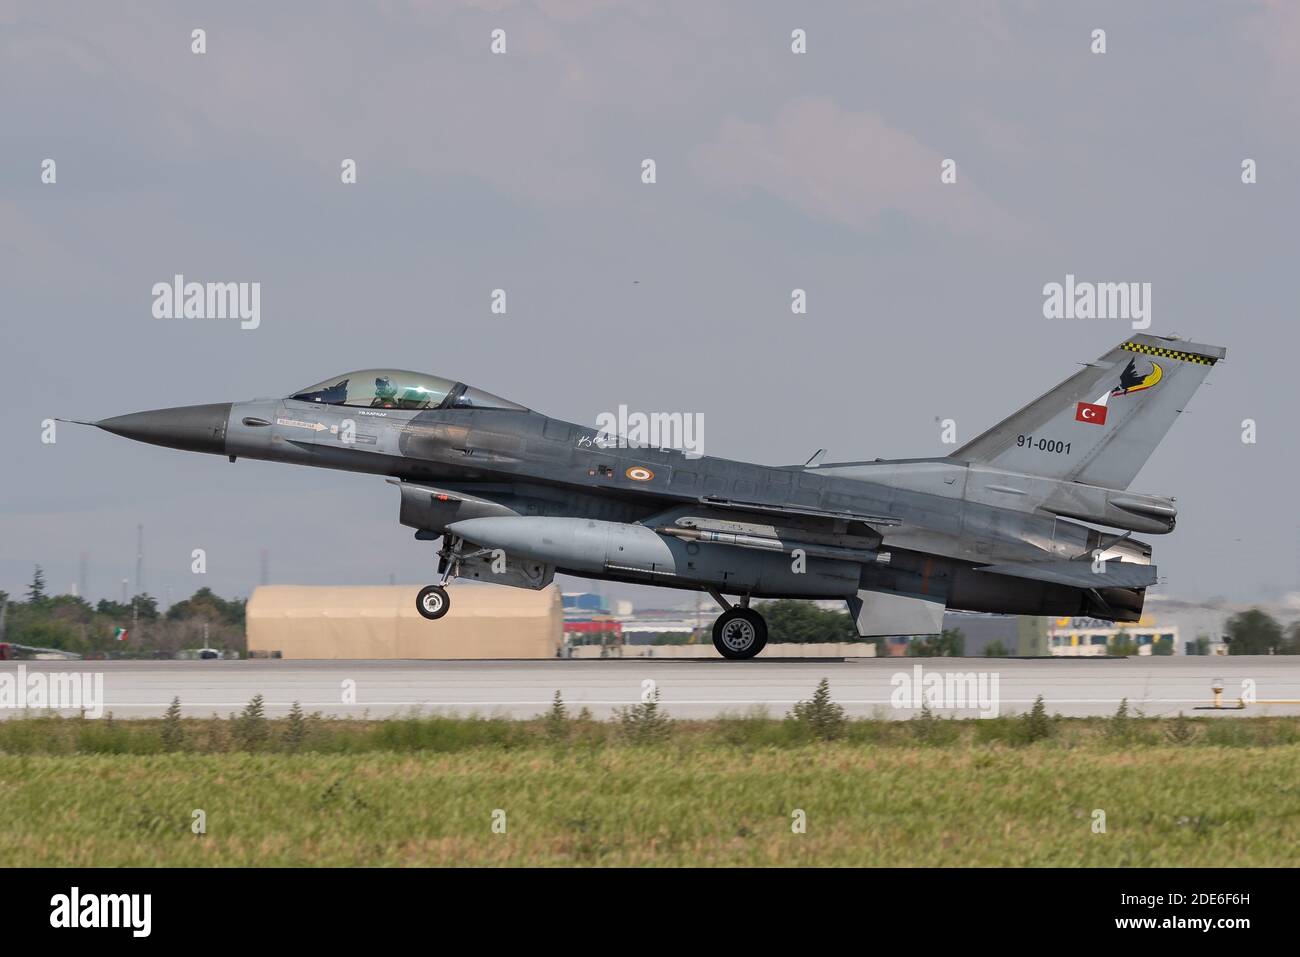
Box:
[1075,402,1107,425]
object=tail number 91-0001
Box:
[1016,435,1071,455]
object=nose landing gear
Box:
[709,590,767,659]
[415,534,468,621]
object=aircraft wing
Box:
[975,559,1157,589]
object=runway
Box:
[3,656,1299,719]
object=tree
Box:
[1017,695,1054,743]
[1224,609,1285,655]
[233,694,269,751]
[909,629,965,657]
[1108,631,1137,656]
[26,565,47,604]
[161,697,185,751]
[649,631,691,646]
[1104,697,1133,743]
[544,690,569,742]
[617,687,670,743]
[96,599,132,619]
[167,587,245,626]
[788,677,846,740]
[130,594,160,622]
[1284,623,1300,656]
[284,701,309,752]
[12,617,80,652]
[983,639,1009,657]
[13,584,247,657]
[758,600,859,644]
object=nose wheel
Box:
[712,607,767,659]
[416,584,450,620]
[416,534,466,621]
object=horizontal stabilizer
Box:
[977,559,1156,589]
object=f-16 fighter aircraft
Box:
[70,333,1224,658]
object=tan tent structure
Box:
[246,584,563,659]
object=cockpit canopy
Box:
[289,370,526,412]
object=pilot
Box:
[371,375,399,408]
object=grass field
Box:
[0,704,1297,866]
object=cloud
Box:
[690,96,1023,239]
[1241,0,1300,116]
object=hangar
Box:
[246,584,563,659]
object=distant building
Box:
[247,584,562,659]
[561,592,608,614]
[562,592,714,648]
[1046,615,1179,656]
[564,617,623,645]
[620,613,702,645]
[561,592,623,647]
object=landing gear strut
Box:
[708,590,767,660]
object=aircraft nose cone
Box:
[95,403,233,455]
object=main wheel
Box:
[416,584,451,621]
[712,608,767,660]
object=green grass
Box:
[0,710,1297,866]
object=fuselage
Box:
[187,395,1156,621]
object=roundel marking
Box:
[626,466,655,482]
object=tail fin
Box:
[951,334,1225,489]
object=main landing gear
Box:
[709,590,767,660]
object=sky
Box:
[2,1,1298,610]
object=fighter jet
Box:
[69,333,1224,658]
